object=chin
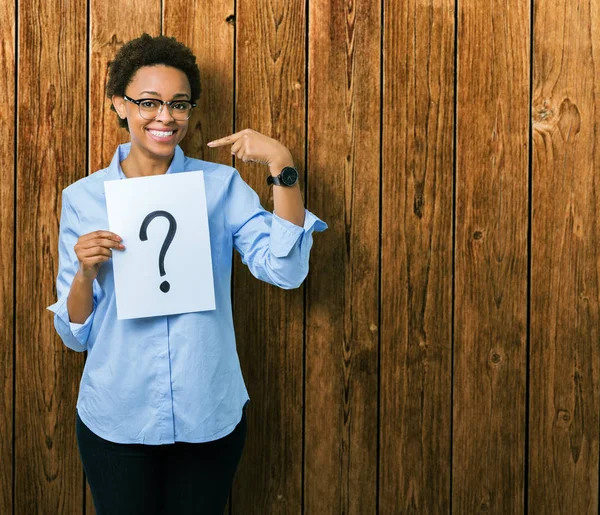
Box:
[149,142,179,155]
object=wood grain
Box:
[530,0,600,512]
[0,0,15,512]
[9,0,600,511]
[380,0,455,512]
[163,2,235,512]
[453,0,530,513]
[163,0,235,166]
[232,0,306,512]
[89,1,160,175]
[16,0,87,512]
[305,0,380,512]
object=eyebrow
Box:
[138,90,190,99]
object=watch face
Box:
[281,167,298,186]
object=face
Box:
[112,65,192,159]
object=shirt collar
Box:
[103,142,185,194]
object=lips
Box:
[146,128,178,142]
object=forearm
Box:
[270,158,305,227]
[67,270,94,323]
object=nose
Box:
[155,103,176,123]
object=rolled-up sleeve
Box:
[225,170,327,289]
[46,189,100,352]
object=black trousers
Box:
[76,404,247,515]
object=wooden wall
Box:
[2,0,599,513]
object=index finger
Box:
[82,230,122,241]
[207,130,245,147]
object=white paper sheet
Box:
[104,171,216,319]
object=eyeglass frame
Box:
[123,95,197,120]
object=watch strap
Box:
[267,175,282,186]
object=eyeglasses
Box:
[123,95,196,121]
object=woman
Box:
[47,33,327,514]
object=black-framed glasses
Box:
[124,95,197,121]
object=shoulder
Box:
[62,167,110,203]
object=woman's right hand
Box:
[74,230,125,281]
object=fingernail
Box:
[207,142,214,146]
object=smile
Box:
[146,128,178,141]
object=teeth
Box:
[148,130,174,137]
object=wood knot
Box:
[489,349,503,366]
[532,98,554,124]
[556,409,571,428]
[534,98,555,122]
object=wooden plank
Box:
[380,0,454,511]
[305,0,380,512]
[453,0,529,512]
[231,1,306,512]
[87,3,161,512]
[0,0,15,512]
[16,0,87,512]
[89,2,160,175]
[163,2,235,512]
[163,0,235,167]
[529,0,600,511]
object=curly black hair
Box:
[106,33,201,130]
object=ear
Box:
[112,95,127,119]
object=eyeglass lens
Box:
[138,99,193,120]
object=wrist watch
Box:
[267,166,299,187]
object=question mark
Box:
[139,210,177,293]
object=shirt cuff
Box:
[46,285,99,346]
[270,209,328,258]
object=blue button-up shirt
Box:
[47,143,327,445]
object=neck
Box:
[121,144,175,178]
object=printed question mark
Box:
[139,210,177,293]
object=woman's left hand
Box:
[207,128,293,170]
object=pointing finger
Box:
[207,130,246,147]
